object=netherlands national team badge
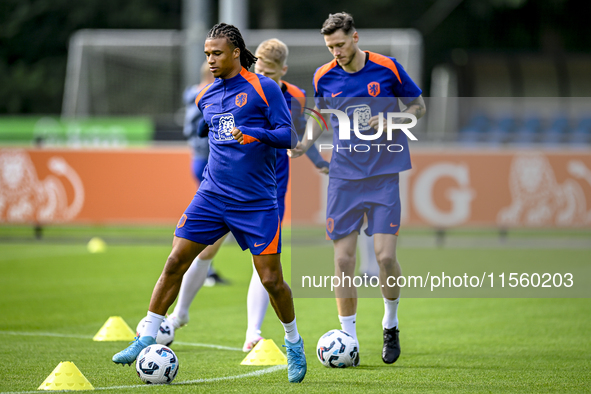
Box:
[367,82,380,97]
[236,92,247,107]
[177,214,187,228]
[326,218,334,233]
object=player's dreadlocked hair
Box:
[207,23,257,69]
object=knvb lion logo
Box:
[326,217,334,233]
[211,113,236,141]
[235,92,247,107]
[367,82,380,97]
[177,214,187,228]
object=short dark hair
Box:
[207,23,257,69]
[320,12,355,35]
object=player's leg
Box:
[243,261,269,351]
[168,234,227,329]
[227,206,305,382]
[242,190,284,352]
[253,253,306,383]
[252,254,294,326]
[333,231,359,340]
[112,236,207,365]
[374,233,401,364]
[113,192,228,365]
[326,177,365,345]
[365,174,403,364]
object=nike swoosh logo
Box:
[331,91,342,97]
[254,242,266,247]
[390,223,398,227]
[204,103,213,108]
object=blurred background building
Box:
[1,0,589,144]
[1,0,590,231]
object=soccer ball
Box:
[136,317,175,346]
[316,329,359,368]
[135,344,179,384]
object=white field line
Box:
[0,365,286,394]
[0,332,241,351]
[0,331,285,394]
[174,341,242,351]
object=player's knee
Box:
[376,255,397,269]
[334,255,356,273]
[260,272,282,294]
[163,254,187,278]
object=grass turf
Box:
[0,231,590,393]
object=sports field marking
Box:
[0,331,282,393]
[0,331,242,351]
[174,340,242,351]
[0,365,286,394]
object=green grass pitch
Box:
[0,226,590,393]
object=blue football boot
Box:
[112,336,156,365]
[283,337,307,383]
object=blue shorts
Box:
[278,192,286,224]
[326,174,401,240]
[175,192,282,255]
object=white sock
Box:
[246,263,269,341]
[339,314,357,342]
[282,317,300,343]
[171,257,212,319]
[382,297,399,329]
[142,311,164,339]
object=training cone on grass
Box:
[38,361,94,391]
[241,339,287,365]
[93,316,135,341]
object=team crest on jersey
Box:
[211,113,236,141]
[177,214,187,228]
[345,104,372,132]
[367,82,380,97]
[326,218,334,233]
[235,92,247,107]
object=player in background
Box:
[169,38,329,353]
[181,61,228,288]
[113,23,307,383]
[290,12,426,365]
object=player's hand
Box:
[368,114,387,131]
[288,141,306,158]
[231,127,243,144]
[316,160,330,175]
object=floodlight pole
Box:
[183,0,211,87]
[219,0,248,31]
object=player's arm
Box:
[233,82,296,148]
[291,104,329,171]
[289,106,327,158]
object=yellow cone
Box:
[38,361,94,391]
[241,339,287,365]
[93,316,135,341]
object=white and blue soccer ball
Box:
[136,317,175,346]
[316,329,359,368]
[135,344,179,384]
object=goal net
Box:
[62,29,423,119]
